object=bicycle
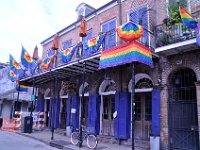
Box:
[70,126,98,149]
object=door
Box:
[134,93,152,148]
[169,68,199,150]
[60,99,66,129]
[102,95,115,136]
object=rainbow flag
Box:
[99,41,153,69]
[8,69,17,82]
[41,54,56,69]
[179,5,197,29]
[60,46,77,63]
[196,23,200,46]
[16,81,28,92]
[21,46,36,71]
[116,21,143,42]
[9,54,23,74]
[83,34,105,56]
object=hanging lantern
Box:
[116,21,144,42]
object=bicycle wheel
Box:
[86,134,98,149]
[71,132,79,145]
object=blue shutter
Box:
[109,20,116,48]
[129,6,149,47]
[152,88,160,136]
[36,99,44,112]
[49,99,52,128]
[114,92,120,138]
[102,19,116,50]
[48,98,60,128]
[114,92,131,139]
[71,96,80,131]
[87,95,101,135]
[54,98,60,128]
[102,23,109,50]
[66,97,71,126]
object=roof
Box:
[20,53,100,86]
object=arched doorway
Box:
[99,79,116,136]
[128,73,153,149]
[168,68,199,149]
[79,82,89,127]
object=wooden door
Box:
[102,95,115,136]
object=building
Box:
[19,0,200,149]
[0,66,33,119]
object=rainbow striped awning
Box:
[99,41,153,69]
[179,5,197,29]
[16,81,28,92]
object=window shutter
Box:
[152,88,160,136]
[54,98,60,128]
[114,92,120,138]
[36,99,44,112]
[71,96,80,131]
[66,97,71,126]
[114,92,131,139]
[129,6,149,46]
[87,95,100,135]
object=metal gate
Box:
[168,68,199,150]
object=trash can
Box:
[0,118,3,128]
[21,116,33,133]
[150,135,160,150]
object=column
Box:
[195,82,200,143]
[160,85,169,150]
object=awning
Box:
[19,53,100,87]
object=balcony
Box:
[155,23,196,48]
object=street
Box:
[0,131,58,150]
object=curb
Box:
[15,132,77,150]
[16,132,49,145]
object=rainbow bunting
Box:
[179,5,198,29]
[99,41,153,69]
[21,46,36,71]
[83,34,105,56]
[9,54,23,74]
[41,54,56,69]
[8,69,17,82]
[116,21,143,42]
[16,81,28,92]
[60,46,77,63]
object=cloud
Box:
[0,0,111,63]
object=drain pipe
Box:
[117,0,122,145]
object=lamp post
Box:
[131,63,135,150]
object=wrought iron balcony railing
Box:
[155,23,197,48]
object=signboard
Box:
[196,22,200,46]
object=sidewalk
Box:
[16,128,131,150]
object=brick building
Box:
[20,0,200,149]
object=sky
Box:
[0,0,111,63]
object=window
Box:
[129,6,149,47]
[63,39,72,50]
[102,19,116,50]
[83,29,92,43]
[135,96,141,121]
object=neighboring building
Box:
[19,0,200,150]
[0,66,33,119]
